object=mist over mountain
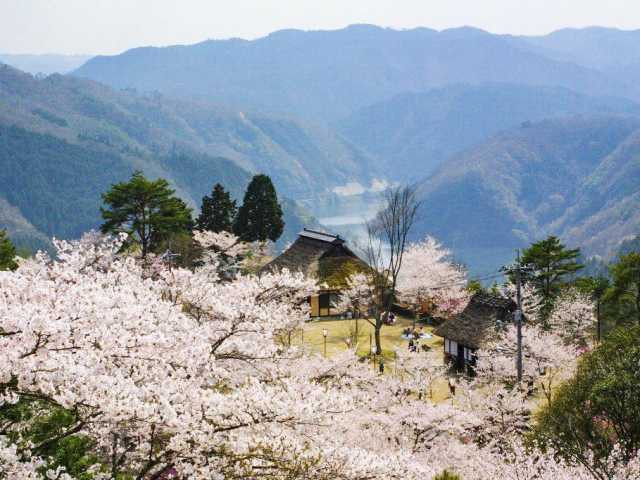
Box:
[339,83,640,180]
[413,115,640,272]
[0,54,93,75]
[73,24,640,122]
[518,27,640,70]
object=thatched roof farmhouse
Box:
[434,292,516,370]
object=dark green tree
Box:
[196,183,237,232]
[0,229,18,271]
[156,231,203,269]
[520,236,583,321]
[608,252,640,325]
[576,276,610,342]
[233,174,284,242]
[531,326,640,479]
[100,171,193,257]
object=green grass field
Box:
[298,316,455,403]
[301,315,442,358]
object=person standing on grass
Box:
[379,359,385,374]
[448,377,456,397]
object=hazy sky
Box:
[2,0,639,55]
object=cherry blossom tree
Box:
[396,236,469,318]
[475,324,578,408]
[548,287,596,346]
[1,231,637,480]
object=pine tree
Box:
[196,183,237,232]
[100,171,193,257]
[0,229,18,271]
[520,235,583,320]
[233,174,284,242]
[609,252,640,325]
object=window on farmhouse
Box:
[445,339,458,356]
[319,293,331,309]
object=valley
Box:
[1,24,640,272]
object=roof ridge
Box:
[303,228,339,238]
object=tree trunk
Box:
[596,300,601,343]
[636,284,640,325]
[374,319,382,356]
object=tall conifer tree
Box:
[196,183,237,233]
[520,235,583,320]
[101,171,193,257]
[233,174,284,242]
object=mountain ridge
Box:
[73,24,640,122]
[413,115,640,271]
[339,83,640,180]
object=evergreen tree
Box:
[0,229,18,271]
[532,326,640,479]
[609,252,640,325]
[233,174,284,242]
[576,275,611,341]
[196,183,237,232]
[100,171,193,257]
[520,236,583,320]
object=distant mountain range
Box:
[339,83,640,180]
[414,115,640,272]
[72,25,640,122]
[0,64,374,200]
[0,54,92,75]
[2,24,640,269]
[517,27,640,71]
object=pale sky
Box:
[1,0,639,55]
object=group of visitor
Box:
[404,326,428,353]
[383,312,396,325]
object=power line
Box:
[421,270,504,291]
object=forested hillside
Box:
[413,115,640,271]
[339,83,640,180]
[0,64,328,250]
[0,63,375,200]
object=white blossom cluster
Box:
[396,236,469,316]
[1,233,638,479]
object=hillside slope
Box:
[339,83,640,180]
[414,115,640,271]
[72,25,638,122]
[0,65,324,250]
[0,63,375,200]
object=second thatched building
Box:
[434,292,516,371]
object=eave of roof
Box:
[434,293,515,349]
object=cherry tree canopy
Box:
[1,233,637,479]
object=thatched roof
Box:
[262,229,368,288]
[434,292,516,349]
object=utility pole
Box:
[596,299,601,343]
[502,251,526,382]
[515,249,523,383]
